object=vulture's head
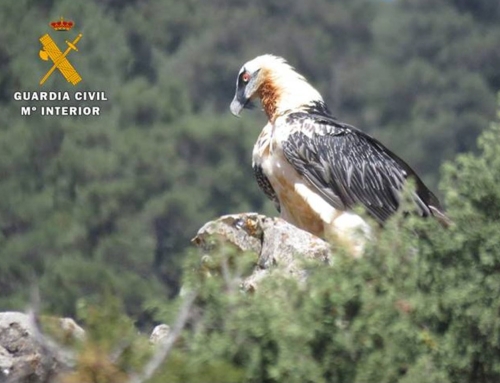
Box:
[230,54,323,122]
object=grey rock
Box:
[58,318,86,342]
[0,312,84,383]
[0,345,13,378]
[192,212,264,255]
[149,324,171,345]
[192,213,333,291]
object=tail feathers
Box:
[429,205,452,228]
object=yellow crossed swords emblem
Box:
[39,33,83,86]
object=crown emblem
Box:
[50,16,74,31]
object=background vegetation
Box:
[1,0,500,381]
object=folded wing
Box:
[281,113,443,224]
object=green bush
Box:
[64,103,500,382]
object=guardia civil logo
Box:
[12,16,108,116]
[39,17,82,86]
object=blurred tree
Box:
[0,0,499,333]
[148,99,500,382]
[59,101,500,381]
[354,0,499,189]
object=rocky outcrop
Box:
[0,214,334,381]
[0,312,84,383]
[191,213,333,290]
[149,324,171,345]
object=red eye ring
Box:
[241,72,251,83]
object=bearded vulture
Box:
[230,54,449,254]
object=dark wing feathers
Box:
[253,164,281,212]
[282,113,443,224]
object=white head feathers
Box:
[230,54,323,121]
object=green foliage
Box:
[163,109,500,382]
[1,0,500,351]
[357,0,498,189]
[61,294,152,383]
[48,104,500,381]
[1,1,499,380]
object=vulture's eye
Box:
[241,72,251,83]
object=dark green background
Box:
[1,0,499,325]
